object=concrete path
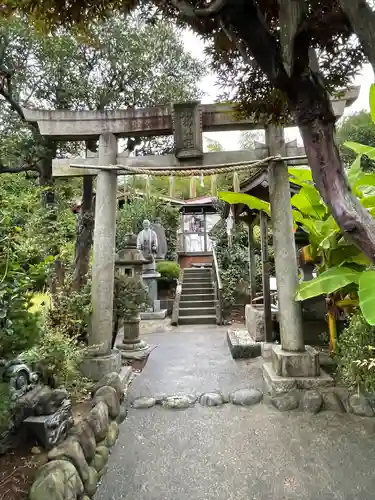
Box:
[96,326,375,500]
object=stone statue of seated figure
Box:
[136,219,158,273]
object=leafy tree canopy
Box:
[0,12,206,174]
[4,0,366,121]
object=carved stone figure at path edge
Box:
[136,220,158,272]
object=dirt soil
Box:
[0,399,94,500]
[0,438,47,500]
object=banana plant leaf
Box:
[347,155,363,188]
[359,270,375,325]
[291,185,326,219]
[370,83,375,124]
[288,167,313,186]
[361,195,375,208]
[343,141,375,160]
[218,191,271,215]
[295,266,360,301]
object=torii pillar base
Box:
[81,350,122,382]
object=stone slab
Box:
[263,362,334,397]
[226,329,261,359]
[261,342,274,360]
[245,304,265,342]
[271,344,320,377]
[140,309,168,320]
[80,350,122,382]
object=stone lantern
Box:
[115,234,152,360]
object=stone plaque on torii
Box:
[22,87,358,383]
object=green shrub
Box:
[337,312,375,392]
[22,328,90,399]
[45,274,92,343]
[0,382,11,428]
[156,261,180,280]
[114,275,151,321]
[0,220,42,359]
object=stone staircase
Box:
[179,267,216,325]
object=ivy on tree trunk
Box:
[72,176,94,291]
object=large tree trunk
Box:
[290,77,375,263]
[214,0,375,261]
[72,176,94,291]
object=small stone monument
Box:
[136,220,167,320]
[151,220,167,260]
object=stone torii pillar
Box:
[263,125,331,393]
[81,133,122,380]
[267,125,304,352]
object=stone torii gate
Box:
[23,87,358,382]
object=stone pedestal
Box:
[141,271,167,320]
[263,345,334,396]
[245,304,264,342]
[81,350,122,382]
[116,316,152,361]
[271,345,320,378]
[227,328,261,359]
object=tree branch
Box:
[339,0,375,71]
[0,85,26,120]
[218,0,290,91]
[170,0,227,17]
[0,162,39,174]
[278,0,308,76]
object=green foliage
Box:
[219,191,271,216]
[296,267,360,301]
[0,382,11,428]
[22,328,90,398]
[337,111,375,167]
[117,196,180,259]
[45,275,92,343]
[114,275,151,321]
[337,312,375,392]
[156,261,180,280]
[219,161,375,323]
[0,215,42,359]
[10,1,365,127]
[209,200,275,318]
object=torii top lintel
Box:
[22,87,359,143]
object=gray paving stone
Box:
[301,391,323,414]
[162,395,192,409]
[349,394,374,417]
[132,397,156,409]
[271,392,300,412]
[199,392,224,407]
[230,388,263,406]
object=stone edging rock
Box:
[132,388,264,409]
[271,387,375,416]
[132,386,375,417]
[29,370,132,500]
